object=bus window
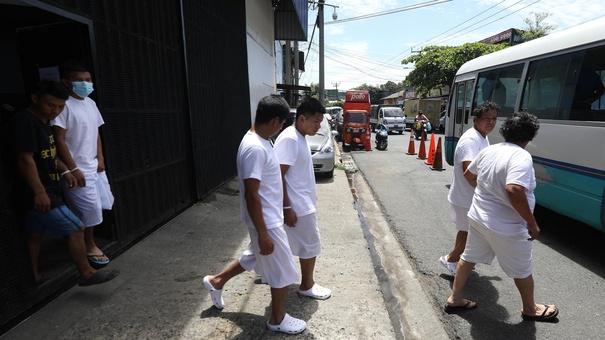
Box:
[474,64,523,116]
[520,52,585,120]
[455,83,465,124]
[464,80,474,124]
[570,46,605,121]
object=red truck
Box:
[341,91,371,149]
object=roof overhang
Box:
[274,0,308,41]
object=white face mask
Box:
[71,81,94,98]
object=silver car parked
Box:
[306,115,337,178]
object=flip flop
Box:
[87,254,110,269]
[203,275,224,309]
[298,283,332,300]
[522,304,559,322]
[444,300,477,313]
[79,269,120,286]
[266,313,306,335]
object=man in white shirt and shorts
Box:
[440,101,499,276]
[274,98,332,300]
[52,60,113,269]
[203,95,305,335]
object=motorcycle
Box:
[375,124,388,150]
[413,119,431,140]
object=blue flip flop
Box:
[87,254,110,269]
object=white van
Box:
[370,105,405,134]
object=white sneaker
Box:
[439,255,458,276]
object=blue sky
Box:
[298,0,605,91]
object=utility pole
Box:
[332,81,340,100]
[318,0,325,104]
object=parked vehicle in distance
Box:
[342,91,371,149]
[325,106,343,121]
[374,123,388,150]
[270,108,296,143]
[438,110,446,132]
[370,104,405,134]
[306,115,337,178]
[404,114,415,130]
[324,113,334,129]
[335,109,344,140]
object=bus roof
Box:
[457,18,605,75]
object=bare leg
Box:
[207,261,245,289]
[83,226,106,257]
[27,233,44,282]
[66,228,96,280]
[268,286,289,325]
[447,259,476,306]
[447,231,468,263]
[299,257,316,291]
[514,274,557,317]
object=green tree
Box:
[521,12,557,42]
[354,83,383,104]
[401,42,507,97]
[307,82,319,98]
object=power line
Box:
[324,0,452,25]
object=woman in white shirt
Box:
[445,112,558,322]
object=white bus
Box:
[444,18,605,232]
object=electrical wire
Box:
[324,0,453,25]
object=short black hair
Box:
[473,101,501,118]
[33,80,69,100]
[499,112,540,143]
[296,98,325,119]
[59,59,90,79]
[255,95,290,125]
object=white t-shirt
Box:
[448,127,489,208]
[273,126,317,216]
[51,96,104,175]
[467,142,536,235]
[237,131,283,229]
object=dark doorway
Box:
[0,2,114,331]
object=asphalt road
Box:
[346,131,605,340]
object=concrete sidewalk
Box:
[2,149,448,339]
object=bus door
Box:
[445,79,474,165]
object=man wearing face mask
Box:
[51,59,113,269]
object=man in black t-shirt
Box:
[9,80,118,286]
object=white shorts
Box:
[62,171,103,227]
[284,212,321,259]
[450,204,470,232]
[239,225,298,289]
[461,218,533,279]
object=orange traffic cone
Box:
[425,133,436,165]
[406,131,416,155]
[431,137,445,171]
[364,133,372,151]
[417,132,427,160]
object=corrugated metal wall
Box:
[0,0,251,330]
[182,0,251,198]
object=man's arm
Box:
[279,164,297,227]
[97,133,105,172]
[243,178,274,255]
[17,151,50,212]
[57,159,78,189]
[52,126,86,187]
[463,166,477,188]
[506,183,540,240]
